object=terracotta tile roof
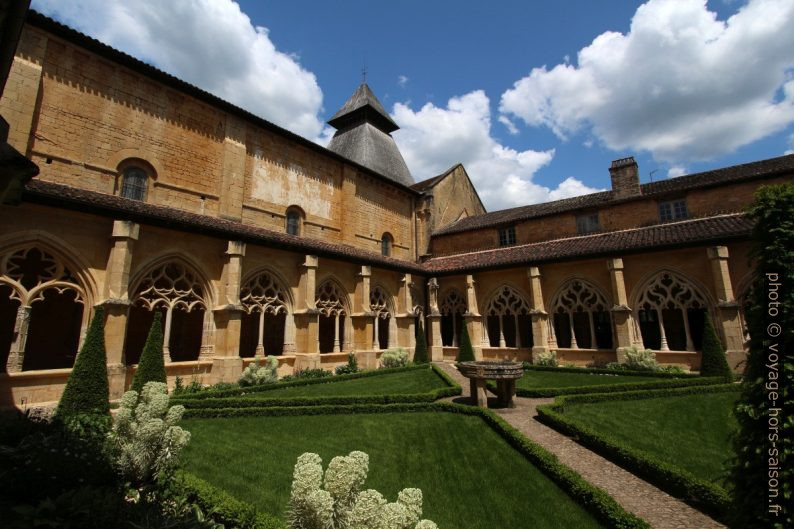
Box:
[22,180,426,274]
[423,213,753,274]
[434,154,794,236]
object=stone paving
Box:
[434,362,726,529]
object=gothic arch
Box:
[239,267,294,356]
[0,239,94,372]
[549,278,613,350]
[439,287,466,347]
[370,283,396,349]
[315,276,352,353]
[125,255,213,363]
[483,284,533,348]
[630,269,712,352]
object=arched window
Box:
[286,207,303,236]
[381,233,393,257]
[485,285,533,348]
[370,285,394,349]
[125,261,208,363]
[0,246,87,372]
[551,279,613,350]
[636,271,707,352]
[120,166,148,201]
[439,289,466,347]
[316,280,348,353]
[239,271,289,357]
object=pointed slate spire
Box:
[327,83,414,186]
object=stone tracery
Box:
[551,279,612,350]
[484,285,532,348]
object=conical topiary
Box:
[56,305,109,418]
[456,320,475,362]
[131,311,167,394]
[413,323,429,364]
[699,313,732,379]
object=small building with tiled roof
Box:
[0,9,791,406]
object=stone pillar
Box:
[607,258,636,362]
[707,246,744,370]
[465,274,483,358]
[101,220,140,397]
[352,265,374,351]
[218,117,246,222]
[211,241,245,383]
[396,274,415,351]
[5,305,31,373]
[294,255,320,368]
[427,278,443,360]
[527,267,550,362]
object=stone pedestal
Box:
[469,379,488,407]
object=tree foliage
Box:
[730,183,793,529]
[131,311,167,394]
[56,305,110,419]
[699,313,732,379]
[413,324,429,364]
[455,321,475,362]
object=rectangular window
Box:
[498,225,516,246]
[659,199,688,221]
[576,213,600,234]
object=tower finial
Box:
[361,65,367,84]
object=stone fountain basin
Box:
[457,361,524,380]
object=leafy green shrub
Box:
[109,381,191,490]
[239,356,279,387]
[730,183,793,529]
[699,314,732,379]
[623,346,661,371]
[413,325,429,364]
[455,323,475,362]
[281,368,332,382]
[335,353,360,375]
[535,350,558,367]
[131,312,167,394]
[55,306,110,419]
[288,450,437,529]
[380,348,409,368]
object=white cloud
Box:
[392,91,602,210]
[397,75,409,88]
[667,166,688,177]
[786,133,794,155]
[499,0,794,163]
[498,115,519,135]
[31,0,325,139]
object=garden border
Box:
[498,368,728,397]
[535,383,740,522]
[182,402,651,529]
[522,363,702,378]
[173,363,440,401]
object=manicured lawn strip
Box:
[522,364,701,378]
[182,403,649,529]
[177,365,460,408]
[173,364,434,401]
[536,384,739,522]
[501,370,727,397]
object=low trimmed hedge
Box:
[183,402,650,529]
[536,384,739,522]
[498,366,725,398]
[176,471,285,528]
[523,363,701,378]
[173,363,432,402]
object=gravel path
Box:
[434,362,726,529]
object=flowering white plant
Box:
[109,381,190,487]
[288,451,437,529]
[239,355,279,386]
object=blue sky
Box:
[31,0,794,210]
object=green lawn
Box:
[516,370,666,390]
[182,412,604,529]
[241,368,449,399]
[561,390,739,484]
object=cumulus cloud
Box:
[397,75,409,88]
[392,91,601,210]
[499,0,794,163]
[31,0,325,139]
[667,166,688,178]
[498,115,519,135]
